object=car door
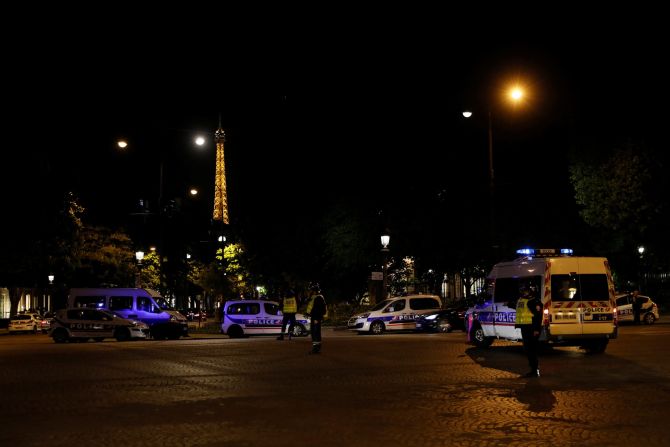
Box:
[616,295,632,322]
[262,302,283,335]
[381,299,408,331]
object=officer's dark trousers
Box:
[520,326,539,372]
[280,313,296,335]
[311,318,322,351]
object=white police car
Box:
[615,293,660,324]
[348,294,442,335]
[220,300,310,338]
[49,308,150,343]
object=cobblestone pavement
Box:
[1,324,670,446]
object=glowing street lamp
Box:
[463,82,528,250]
[135,251,144,288]
[381,234,390,299]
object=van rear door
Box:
[549,258,613,336]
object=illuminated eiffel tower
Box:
[213,117,229,225]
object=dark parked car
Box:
[415,303,471,333]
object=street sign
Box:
[371,271,383,281]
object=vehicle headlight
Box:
[359,313,370,319]
[424,314,438,320]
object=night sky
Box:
[3,28,667,260]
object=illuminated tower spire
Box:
[213,116,229,224]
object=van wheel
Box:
[52,329,69,344]
[583,339,608,354]
[227,325,244,338]
[291,324,306,337]
[114,327,131,342]
[370,321,385,335]
[471,325,493,348]
[644,313,656,325]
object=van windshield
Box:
[155,298,174,310]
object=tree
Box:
[570,143,656,239]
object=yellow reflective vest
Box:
[283,296,297,313]
[515,298,533,325]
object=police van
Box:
[68,288,189,340]
[348,294,442,334]
[221,299,311,338]
[465,248,617,353]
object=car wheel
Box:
[471,325,493,348]
[438,318,452,333]
[290,324,306,337]
[227,325,244,338]
[370,321,385,335]
[644,313,656,325]
[32,325,38,334]
[114,327,131,342]
[52,328,69,344]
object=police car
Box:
[348,294,442,334]
[49,308,150,343]
[465,248,618,353]
[220,300,310,338]
[615,293,660,324]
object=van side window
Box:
[409,298,440,310]
[494,276,542,306]
[110,296,133,311]
[264,303,280,315]
[137,297,154,312]
[74,296,106,308]
[385,300,405,313]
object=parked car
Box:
[615,293,660,325]
[49,308,150,343]
[348,295,442,335]
[8,313,43,334]
[415,302,471,333]
[220,300,310,338]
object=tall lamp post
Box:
[135,251,144,288]
[463,84,526,251]
[381,234,390,300]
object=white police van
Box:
[68,288,188,340]
[221,299,310,338]
[348,294,442,335]
[49,308,149,343]
[465,248,617,353]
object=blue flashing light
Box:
[516,248,574,257]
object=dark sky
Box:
[4,28,667,254]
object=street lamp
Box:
[135,251,145,288]
[463,83,526,251]
[381,234,390,299]
[48,274,54,284]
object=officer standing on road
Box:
[277,288,298,340]
[515,283,543,378]
[305,283,327,355]
[632,290,642,325]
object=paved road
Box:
[2,324,670,447]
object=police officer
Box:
[515,283,543,378]
[277,288,298,340]
[305,283,327,355]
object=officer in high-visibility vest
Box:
[306,282,327,354]
[277,289,298,340]
[515,283,543,377]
